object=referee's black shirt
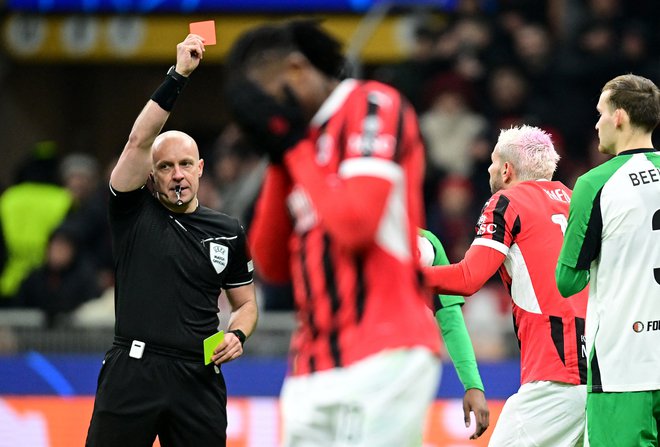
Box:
[108,185,253,356]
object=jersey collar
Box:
[310,79,359,128]
[617,148,657,156]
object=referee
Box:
[85,34,258,446]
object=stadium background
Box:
[1,0,659,445]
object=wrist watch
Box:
[228,329,247,346]
[167,65,188,84]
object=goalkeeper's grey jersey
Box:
[558,148,660,392]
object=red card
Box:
[189,20,216,45]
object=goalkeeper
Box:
[419,229,489,440]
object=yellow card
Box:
[203,330,224,365]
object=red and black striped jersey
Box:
[474,180,588,385]
[251,79,441,376]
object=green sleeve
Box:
[558,157,626,270]
[556,163,621,297]
[555,261,590,297]
[418,229,464,308]
[419,228,482,391]
[436,304,484,392]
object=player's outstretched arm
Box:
[110,34,205,192]
[424,244,505,296]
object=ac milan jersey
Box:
[474,180,588,385]
[286,79,440,375]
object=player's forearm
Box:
[555,261,590,297]
[227,294,259,338]
[437,304,484,392]
[284,141,392,250]
[424,245,503,296]
[249,166,293,283]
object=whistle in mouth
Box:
[175,186,183,206]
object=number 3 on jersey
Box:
[653,209,660,285]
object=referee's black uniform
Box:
[86,185,253,447]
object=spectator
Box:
[618,20,660,80]
[419,72,488,179]
[59,153,99,206]
[450,16,495,82]
[510,23,562,117]
[211,125,268,229]
[0,142,72,304]
[483,66,539,131]
[426,175,478,263]
[556,14,624,157]
[17,226,100,327]
[58,153,114,292]
[372,13,450,110]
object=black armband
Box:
[150,65,188,112]
[228,329,247,346]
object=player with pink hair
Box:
[425,125,589,446]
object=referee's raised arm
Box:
[110,34,205,192]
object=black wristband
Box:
[228,329,247,346]
[150,66,188,112]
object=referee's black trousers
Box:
[86,343,227,447]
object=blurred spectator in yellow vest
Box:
[0,141,72,304]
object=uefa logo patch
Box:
[632,321,645,333]
[209,242,228,274]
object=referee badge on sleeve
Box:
[209,242,228,274]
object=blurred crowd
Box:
[1,0,659,360]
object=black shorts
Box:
[86,345,227,447]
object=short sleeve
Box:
[558,175,603,270]
[472,192,520,256]
[222,222,255,289]
[108,183,148,217]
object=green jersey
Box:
[419,229,484,392]
[558,149,660,392]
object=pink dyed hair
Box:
[494,125,559,180]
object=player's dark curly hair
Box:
[226,19,346,80]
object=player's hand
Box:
[175,34,205,77]
[211,332,244,365]
[224,77,306,163]
[463,388,490,440]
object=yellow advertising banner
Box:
[2,14,424,63]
